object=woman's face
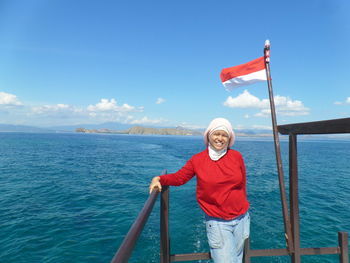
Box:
[209,130,229,151]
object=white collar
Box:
[208,144,227,161]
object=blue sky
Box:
[0,0,349,129]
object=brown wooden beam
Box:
[169,244,346,262]
[248,248,289,257]
[170,252,210,261]
[300,247,339,255]
[278,118,350,135]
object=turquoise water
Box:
[0,133,349,263]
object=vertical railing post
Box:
[289,134,300,263]
[160,185,170,263]
[338,232,349,263]
[243,238,251,263]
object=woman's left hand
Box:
[149,176,162,194]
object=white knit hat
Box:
[203,118,235,148]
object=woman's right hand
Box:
[149,176,162,194]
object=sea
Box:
[0,132,349,263]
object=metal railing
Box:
[110,170,166,263]
[111,118,349,263]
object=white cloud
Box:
[254,111,266,117]
[31,104,78,114]
[27,103,86,125]
[272,95,309,116]
[0,92,22,106]
[223,90,309,117]
[233,124,272,131]
[234,124,246,130]
[87,98,141,112]
[0,95,153,126]
[85,98,144,123]
[156,97,166,104]
[224,90,265,108]
[334,97,350,105]
[26,98,146,125]
[252,124,272,130]
[128,116,164,125]
[178,122,206,130]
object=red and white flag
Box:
[220,56,267,90]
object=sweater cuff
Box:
[159,175,168,185]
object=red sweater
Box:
[159,149,249,220]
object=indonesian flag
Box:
[220,56,267,90]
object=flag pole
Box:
[264,40,294,252]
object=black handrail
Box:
[111,170,166,263]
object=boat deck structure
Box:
[111,117,350,263]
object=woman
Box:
[149,118,250,263]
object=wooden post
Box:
[289,134,300,262]
[338,232,349,263]
[243,238,251,263]
[160,185,170,263]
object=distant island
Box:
[75,126,203,136]
[2,123,349,140]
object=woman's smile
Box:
[209,130,229,151]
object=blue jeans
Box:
[205,212,250,263]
